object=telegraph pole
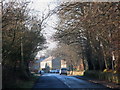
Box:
[109,29,114,70]
[21,36,24,68]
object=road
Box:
[33,73,111,89]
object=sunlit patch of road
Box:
[42,73,59,76]
[34,74,41,76]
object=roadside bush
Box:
[84,70,101,79]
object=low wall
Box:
[68,71,84,76]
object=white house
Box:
[40,56,67,72]
[61,59,67,68]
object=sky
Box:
[28,0,59,57]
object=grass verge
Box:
[16,75,39,89]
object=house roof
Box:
[52,57,62,61]
[42,56,54,62]
[35,56,48,63]
[41,56,63,62]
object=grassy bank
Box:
[84,70,120,84]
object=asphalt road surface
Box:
[33,73,111,90]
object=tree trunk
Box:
[116,51,120,72]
